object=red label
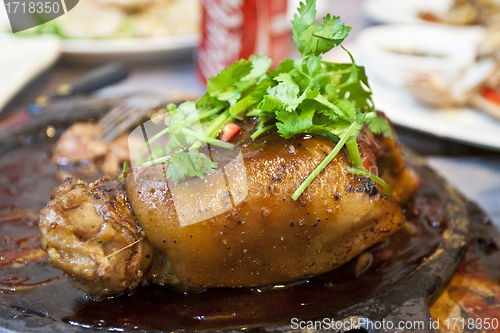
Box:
[197,0,289,83]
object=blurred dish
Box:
[413,0,500,26]
[356,24,500,114]
[325,44,500,152]
[406,58,498,111]
[14,0,201,39]
[356,24,477,87]
[363,0,500,48]
[0,0,200,63]
[0,35,60,113]
[472,85,500,121]
[363,0,456,25]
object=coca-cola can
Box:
[197,0,290,83]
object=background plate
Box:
[60,34,200,64]
[325,44,500,152]
[0,4,199,65]
[363,0,453,25]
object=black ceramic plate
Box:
[0,132,469,333]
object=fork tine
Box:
[100,104,136,136]
[99,93,167,143]
[101,108,149,143]
[98,102,129,128]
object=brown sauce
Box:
[0,141,446,331]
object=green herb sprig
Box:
[128,0,393,199]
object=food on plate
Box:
[51,122,143,177]
[472,86,500,120]
[406,58,500,120]
[419,0,500,26]
[39,0,418,298]
[18,0,201,39]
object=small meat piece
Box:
[51,123,108,165]
[101,133,137,176]
[51,122,143,177]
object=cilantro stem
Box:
[179,105,225,126]
[118,162,130,179]
[137,104,225,164]
[345,135,363,169]
[142,155,171,166]
[250,124,276,140]
[181,128,235,150]
[229,95,257,119]
[203,109,231,138]
[209,116,235,139]
[136,127,170,163]
[347,167,392,198]
[245,109,260,117]
[292,121,358,201]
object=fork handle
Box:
[57,63,129,98]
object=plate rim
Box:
[60,33,200,55]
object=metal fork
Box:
[98,92,168,143]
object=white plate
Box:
[60,34,200,64]
[363,0,454,25]
[324,44,500,152]
[0,34,61,113]
[0,3,199,64]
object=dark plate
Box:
[0,132,469,333]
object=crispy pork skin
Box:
[125,130,406,290]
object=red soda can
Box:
[197,0,289,83]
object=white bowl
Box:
[356,24,477,87]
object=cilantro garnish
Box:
[125,0,393,198]
[166,149,218,184]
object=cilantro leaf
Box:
[366,117,393,139]
[305,55,322,76]
[293,0,350,57]
[292,0,317,56]
[242,55,272,83]
[207,56,271,104]
[276,108,316,139]
[267,73,302,112]
[258,95,284,113]
[312,14,351,54]
[328,48,374,114]
[166,149,218,184]
[196,93,228,114]
[207,59,253,102]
